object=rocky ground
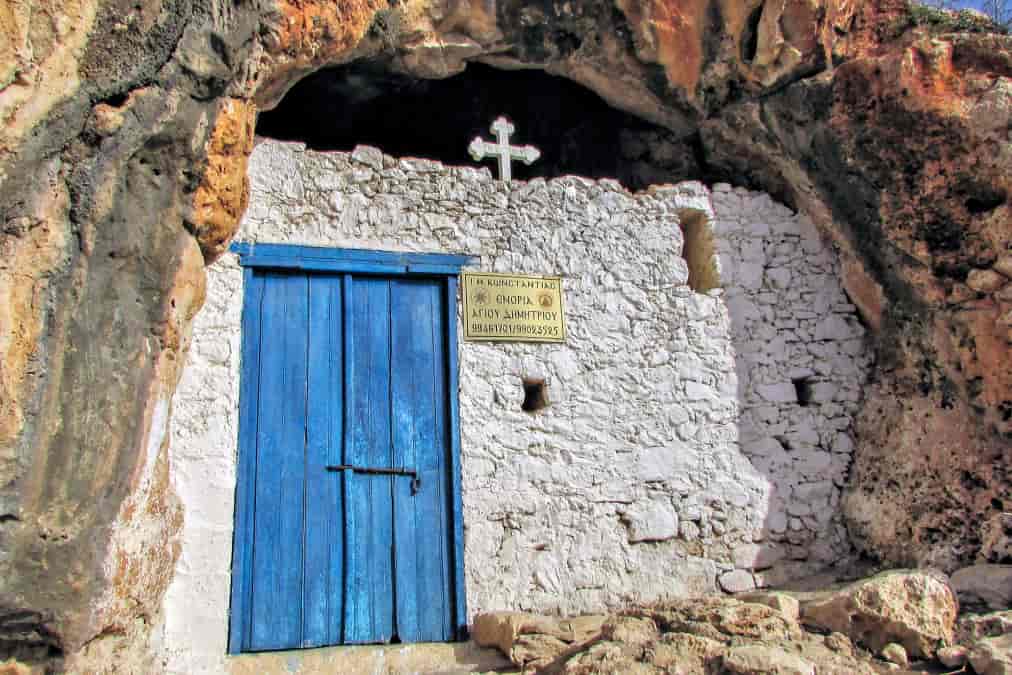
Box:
[472,568,1012,674]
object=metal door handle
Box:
[326,464,421,494]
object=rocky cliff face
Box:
[0,0,1009,669]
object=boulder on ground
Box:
[551,640,653,675]
[959,610,1012,644]
[951,564,1012,611]
[720,645,815,675]
[798,569,957,658]
[476,597,894,674]
[937,645,968,669]
[880,642,908,667]
[824,632,853,656]
[720,569,757,593]
[740,591,801,622]
[643,597,803,643]
[471,611,606,668]
[969,634,1012,675]
[649,633,723,672]
[556,629,722,674]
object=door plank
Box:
[249,272,309,650]
[229,269,265,653]
[445,275,469,639]
[391,279,452,642]
[304,274,344,647]
[343,276,396,643]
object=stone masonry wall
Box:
[712,186,872,585]
[158,140,869,673]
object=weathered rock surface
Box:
[970,634,1012,675]
[739,592,801,623]
[721,645,815,675]
[478,597,881,674]
[958,610,1012,644]
[0,0,1009,668]
[797,570,958,658]
[472,612,608,669]
[880,642,909,667]
[952,564,1012,611]
[938,644,969,668]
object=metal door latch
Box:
[326,464,421,495]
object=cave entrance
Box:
[257,61,700,190]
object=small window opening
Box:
[679,209,720,293]
[521,378,549,413]
[793,377,814,407]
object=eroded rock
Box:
[798,570,957,658]
[969,634,1012,675]
[951,564,1012,611]
[958,611,1012,644]
[721,645,815,675]
[485,596,884,674]
[472,612,607,669]
[740,592,801,623]
[880,642,908,667]
[938,644,969,669]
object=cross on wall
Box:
[468,116,541,183]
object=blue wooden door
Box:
[229,269,459,652]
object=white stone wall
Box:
[711,186,872,585]
[159,141,870,673]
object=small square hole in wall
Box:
[793,377,814,407]
[521,378,549,413]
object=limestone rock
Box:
[982,513,1012,564]
[0,659,35,675]
[602,616,660,647]
[398,33,484,79]
[643,597,803,643]
[472,612,528,657]
[720,570,757,594]
[824,632,853,656]
[969,634,1012,675]
[648,633,724,673]
[512,633,573,669]
[798,570,957,658]
[471,611,606,668]
[880,642,908,667]
[734,544,787,571]
[188,98,256,263]
[622,501,679,543]
[967,269,1007,293]
[937,645,969,669]
[991,259,1011,279]
[740,592,801,622]
[528,598,884,673]
[721,645,815,675]
[951,564,1012,611]
[350,145,384,171]
[995,257,1012,279]
[958,611,1012,644]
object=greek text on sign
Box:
[461,272,567,343]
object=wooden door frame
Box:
[226,243,475,654]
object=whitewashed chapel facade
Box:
[159,139,870,672]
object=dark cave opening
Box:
[256,61,703,190]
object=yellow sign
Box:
[461,272,567,343]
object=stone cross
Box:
[468,116,541,183]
